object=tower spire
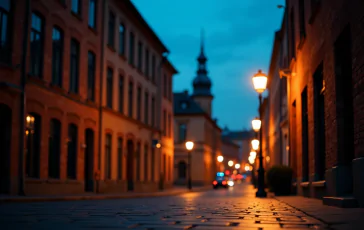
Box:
[200,28,204,53]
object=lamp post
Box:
[185,141,194,190]
[252,69,268,197]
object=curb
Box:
[0,187,211,204]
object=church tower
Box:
[192,29,213,115]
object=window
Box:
[136,142,141,181]
[25,113,41,178]
[169,77,173,101]
[107,68,113,108]
[71,0,81,15]
[30,13,44,77]
[128,81,133,117]
[107,11,115,47]
[145,48,149,78]
[151,148,155,181]
[163,110,166,136]
[179,124,187,142]
[289,8,296,59]
[51,27,63,87]
[167,113,171,137]
[87,51,96,101]
[129,32,135,66]
[180,102,188,110]
[105,134,112,179]
[178,161,187,179]
[144,144,148,181]
[144,92,149,124]
[88,0,96,29]
[163,74,167,98]
[0,0,11,63]
[151,55,156,83]
[67,123,78,179]
[70,38,80,93]
[137,86,141,121]
[301,87,308,182]
[48,119,61,179]
[119,75,124,113]
[137,41,143,71]
[151,96,155,127]
[117,137,123,180]
[299,0,306,39]
[119,23,125,55]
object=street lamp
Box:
[250,151,257,159]
[248,156,255,164]
[235,164,240,169]
[217,155,224,162]
[185,141,194,190]
[252,69,268,198]
[252,117,261,132]
[228,160,234,167]
[251,139,259,151]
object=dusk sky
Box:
[132,0,285,130]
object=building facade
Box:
[0,0,177,196]
[173,38,222,186]
[265,0,364,207]
[220,137,240,173]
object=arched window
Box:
[67,123,78,179]
[178,161,187,179]
[0,103,12,193]
[48,118,61,178]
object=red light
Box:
[225,170,230,175]
[222,181,227,185]
[213,181,218,185]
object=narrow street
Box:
[0,183,330,230]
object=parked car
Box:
[212,172,228,189]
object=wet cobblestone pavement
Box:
[0,184,329,229]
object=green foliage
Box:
[266,165,293,196]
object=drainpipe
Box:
[18,0,31,196]
[157,52,169,190]
[96,0,107,193]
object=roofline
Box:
[122,1,169,53]
[164,59,179,75]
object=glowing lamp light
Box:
[155,143,161,149]
[250,151,257,159]
[252,117,261,132]
[244,165,250,171]
[251,139,259,151]
[217,155,224,162]
[248,155,255,164]
[185,141,194,151]
[228,160,234,167]
[235,164,240,169]
[252,69,268,94]
[266,156,271,163]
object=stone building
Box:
[220,137,240,173]
[264,0,364,207]
[0,0,177,195]
[173,37,222,186]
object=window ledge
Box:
[88,26,98,35]
[300,181,310,187]
[28,74,46,85]
[49,83,65,94]
[71,11,82,21]
[68,91,81,101]
[312,180,326,187]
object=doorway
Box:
[0,104,12,194]
[126,140,134,191]
[84,129,94,192]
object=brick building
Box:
[0,0,177,196]
[265,0,364,207]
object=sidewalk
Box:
[276,196,364,230]
[0,185,211,203]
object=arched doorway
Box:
[84,129,94,192]
[126,140,134,191]
[0,103,12,194]
[178,161,187,179]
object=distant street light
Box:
[235,164,241,169]
[251,139,259,151]
[185,141,194,190]
[252,117,262,132]
[249,156,255,164]
[217,155,224,162]
[228,160,234,167]
[250,151,257,159]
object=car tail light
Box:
[213,181,218,185]
[222,181,227,185]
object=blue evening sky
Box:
[132,0,285,130]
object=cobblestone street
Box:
[0,183,332,230]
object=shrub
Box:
[266,165,293,196]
